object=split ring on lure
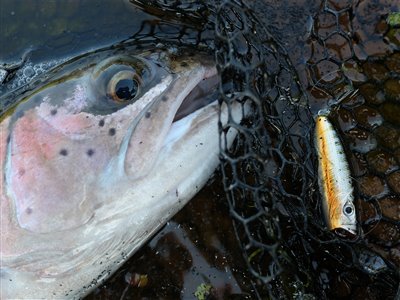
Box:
[314,115,357,236]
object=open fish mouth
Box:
[173,72,219,122]
[117,56,222,180]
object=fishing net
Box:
[128,0,400,298]
[215,0,400,299]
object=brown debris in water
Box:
[367,221,400,247]
[379,196,400,221]
[387,171,400,194]
[366,149,398,175]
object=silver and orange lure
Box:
[314,114,357,236]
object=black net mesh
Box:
[215,0,317,296]
[126,0,400,298]
[215,0,400,299]
[130,0,211,27]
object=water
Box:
[0,0,150,63]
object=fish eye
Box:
[107,70,142,103]
[88,55,162,114]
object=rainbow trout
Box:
[0,46,240,298]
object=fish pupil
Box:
[115,78,138,101]
[345,206,353,214]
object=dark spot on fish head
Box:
[161,96,168,102]
[98,119,105,127]
[59,149,68,156]
[145,111,151,118]
[180,61,189,67]
[109,128,116,136]
[6,135,10,143]
[18,168,25,176]
[87,149,95,157]
[50,109,57,116]
[26,207,32,215]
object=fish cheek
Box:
[8,110,97,234]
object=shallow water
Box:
[0,0,151,62]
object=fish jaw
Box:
[315,115,357,235]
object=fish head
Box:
[334,199,357,236]
[4,49,217,233]
[1,46,241,298]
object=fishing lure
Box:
[315,114,357,235]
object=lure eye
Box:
[343,203,355,216]
[107,70,142,103]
